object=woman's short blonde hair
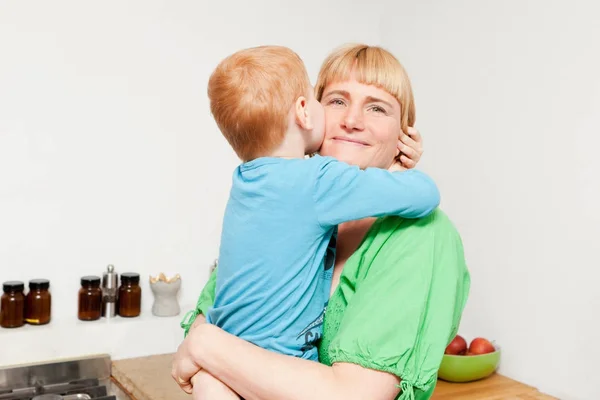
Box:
[315,44,415,132]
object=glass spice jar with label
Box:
[1,281,25,328]
[118,272,141,317]
[78,276,102,321]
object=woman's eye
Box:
[369,105,386,113]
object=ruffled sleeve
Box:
[180,267,218,337]
[326,210,470,399]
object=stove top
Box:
[0,355,131,400]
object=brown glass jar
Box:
[25,279,51,325]
[118,273,141,317]
[78,276,102,321]
[1,281,25,328]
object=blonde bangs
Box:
[315,44,416,130]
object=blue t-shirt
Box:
[206,155,440,360]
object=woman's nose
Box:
[342,108,365,131]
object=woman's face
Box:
[319,77,402,170]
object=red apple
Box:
[445,335,467,355]
[468,337,495,355]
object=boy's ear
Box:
[294,96,313,130]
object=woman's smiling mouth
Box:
[331,136,370,146]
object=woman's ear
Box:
[294,96,313,130]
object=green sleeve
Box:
[327,210,470,399]
[180,267,218,337]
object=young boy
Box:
[190,45,440,399]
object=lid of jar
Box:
[121,272,140,285]
[3,281,25,292]
[29,279,50,290]
[81,275,101,286]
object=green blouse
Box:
[181,209,470,400]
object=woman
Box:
[173,44,471,400]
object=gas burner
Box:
[0,356,130,400]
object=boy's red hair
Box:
[208,46,311,161]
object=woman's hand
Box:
[397,127,424,169]
[172,315,207,394]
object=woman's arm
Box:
[174,323,400,400]
[173,265,398,400]
[192,369,241,400]
[173,265,216,394]
[173,314,206,394]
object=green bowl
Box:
[438,348,501,383]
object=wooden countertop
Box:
[432,375,557,399]
[112,353,556,400]
[112,353,190,400]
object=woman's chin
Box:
[325,152,362,167]
[320,146,365,168]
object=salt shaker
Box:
[101,264,119,318]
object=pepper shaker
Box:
[101,264,119,318]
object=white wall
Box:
[3,1,597,397]
[0,0,382,365]
[380,1,600,399]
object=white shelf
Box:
[0,305,194,367]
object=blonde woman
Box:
[173,44,470,400]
